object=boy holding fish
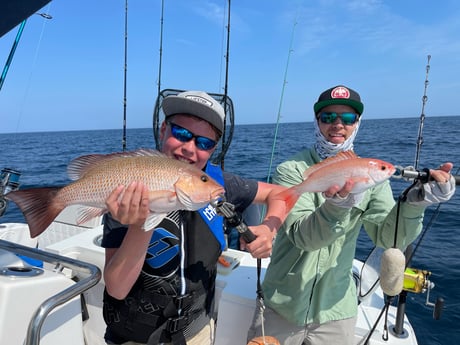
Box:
[101,91,291,345]
[247,85,456,345]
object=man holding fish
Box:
[101,91,290,345]
[247,85,456,345]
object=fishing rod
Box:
[0,20,27,92]
[157,0,164,102]
[152,0,234,167]
[152,0,165,150]
[413,55,431,170]
[364,55,452,345]
[0,11,52,92]
[220,0,232,170]
[122,0,128,151]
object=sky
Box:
[1,0,460,133]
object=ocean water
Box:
[1,116,459,345]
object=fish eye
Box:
[201,175,209,182]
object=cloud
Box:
[190,1,227,27]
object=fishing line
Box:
[246,16,298,345]
[265,19,297,184]
[2,5,53,135]
[258,16,297,227]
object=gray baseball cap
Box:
[162,91,225,133]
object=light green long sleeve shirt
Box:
[262,147,426,326]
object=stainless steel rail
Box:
[0,239,101,345]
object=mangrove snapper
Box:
[276,151,395,210]
[6,148,225,238]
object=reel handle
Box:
[212,199,256,243]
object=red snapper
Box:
[276,150,395,210]
[6,148,225,238]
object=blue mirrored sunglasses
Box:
[168,122,217,151]
[318,112,359,125]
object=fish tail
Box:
[6,187,65,238]
[274,186,300,214]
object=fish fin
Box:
[76,206,106,225]
[143,213,168,231]
[303,150,359,180]
[273,186,301,213]
[5,187,65,238]
[348,176,372,193]
[67,153,109,180]
[67,148,168,180]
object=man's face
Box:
[316,104,359,145]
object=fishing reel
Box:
[402,267,444,319]
[393,165,430,183]
[0,168,21,217]
[403,267,431,293]
[389,265,444,340]
[210,195,257,243]
[393,165,460,185]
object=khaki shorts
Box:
[247,306,356,345]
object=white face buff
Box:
[313,117,361,159]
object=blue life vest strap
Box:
[198,163,225,251]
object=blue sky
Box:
[1,0,459,133]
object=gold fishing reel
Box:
[403,267,444,320]
[403,267,431,293]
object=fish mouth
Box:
[387,164,397,176]
[210,190,225,205]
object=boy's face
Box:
[160,114,219,170]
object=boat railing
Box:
[0,239,101,345]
